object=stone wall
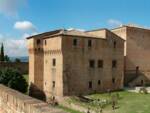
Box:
[62,30,124,96]
[0,84,65,113]
[0,62,28,74]
[112,26,150,86]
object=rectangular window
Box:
[89,81,92,89]
[52,81,55,88]
[112,60,117,68]
[98,60,103,68]
[45,40,47,45]
[88,40,92,47]
[114,41,116,48]
[89,60,95,68]
[98,80,101,85]
[112,78,115,84]
[37,39,41,45]
[73,39,77,46]
[52,58,56,66]
[45,60,48,64]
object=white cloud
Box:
[0,0,26,16]
[14,21,36,31]
[0,34,28,57]
[107,19,123,27]
[67,28,85,32]
[22,32,38,39]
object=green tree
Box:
[0,43,4,61]
[4,55,10,62]
[15,58,21,63]
[0,68,28,93]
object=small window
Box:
[37,39,41,45]
[89,60,95,68]
[45,60,48,64]
[52,81,55,88]
[98,80,101,85]
[136,66,139,71]
[98,60,103,68]
[45,40,47,45]
[73,39,77,46]
[112,60,117,68]
[112,78,115,84]
[113,41,116,48]
[52,58,56,66]
[88,40,92,47]
[38,48,40,51]
[141,80,144,85]
[89,81,92,89]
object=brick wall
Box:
[0,62,28,74]
[0,84,65,113]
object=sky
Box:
[0,0,150,56]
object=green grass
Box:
[23,74,28,83]
[58,105,82,113]
[67,91,150,113]
[22,75,150,113]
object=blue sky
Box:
[0,0,150,56]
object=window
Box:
[141,80,144,85]
[112,60,117,68]
[88,40,92,47]
[89,81,92,89]
[52,58,56,66]
[136,66,139,71]
[113,41,116,48]
[98,80,101,85]
[38,48,40,51]
[45,40,47,45]
[89,60,95,68]
[98,60,103,68]
[37,39,41,45]
[136,66,139,74]
[73,39,77,46]
[52,81,55,88]
[45,60,48,64]
[112,78,115,84]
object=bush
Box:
[139,87,148,94]
[0,68,28,93]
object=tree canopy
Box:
[0,68,28,93]
[0,43,4,61]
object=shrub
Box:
[139,87,148,94]
[0,68,28,93]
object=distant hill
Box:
[10,56,29,62]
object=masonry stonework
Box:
[0,62,28,74]
[0,85,64,113]
[112,25,150,86]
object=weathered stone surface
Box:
[112,25,150,86]
[0,62,28,74]
[0,84,65,113]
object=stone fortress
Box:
[27,25,150,101]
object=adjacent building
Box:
[27,29,124,101]
[112,25,150,86]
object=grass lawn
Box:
[23,74,28,83]
[58,105,82,113]
[22,75,150,113]
[67,91,150,113]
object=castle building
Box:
[112,25,150,86]
[27,29,124,100]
